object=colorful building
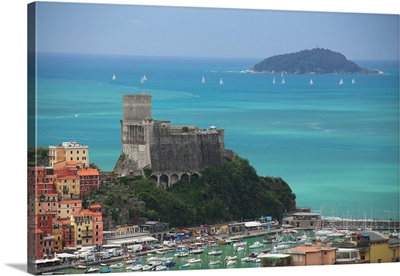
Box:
[57,199,82,220]
[89,205,104,245]
[49,141,89,169]
[77,168,101,197]
[28,166,56,198]
[55,174,80,200]
[285,241,337,266]
[28,142,103,262]
[71,206,103,247]
[52,220,63,253]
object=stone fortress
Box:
[114,93,227,187]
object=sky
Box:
[0,1,399,276]
[34,1,399,61]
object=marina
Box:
[34,225,399,274]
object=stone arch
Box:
[191,173,200,181]
[148,175,158,183]
[160,174,169,187]
[180,173,190,183]
[170,174,179,186]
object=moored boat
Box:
[84,268,99,274]
[188,258,202,263]
[126,264,143,271]
[225,255,237,261]
[208,250,222,256]
[109,262,123,269]
[208,260,220,265]
[179,263,190,269]
[249,241,263,248]
[175,251,189,257]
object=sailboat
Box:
[352,78,355,84]
[281,77,285,84]
[339,79,344,85]
[272,77,276,84]
[219,78,224,85]
[140,75,147,83]
[112,74,116,81]
[310,79,313,85]
[202,76,206,84]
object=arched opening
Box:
[148,175,158,183]
[180,173,189,183]
[191,173,200,181]
[160,174,169,187]
[170,174,179,186]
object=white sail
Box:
[202,76,206,83]
[339,79,344,85]
[112,74,116,80]
[140,75,147,83]
[352,78,355,84]
[219,78,224,85]
[281,77,285,84]
[272,77,275,84]
[310,79,313,85]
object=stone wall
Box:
[114,94,225,180]
[149,121,224,173]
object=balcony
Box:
[82,230,93,239]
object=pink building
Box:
[89,204,103,246]
[285,241,337,266]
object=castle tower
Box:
[114,93,153,176]
[123,93,152,121]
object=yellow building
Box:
[52,220,63,253]
[57,199,82,220]
[71,210,95,247]
[55,175,80,200]
[345,231,399,264]
[366,231,397,263]
[49,141,89,169]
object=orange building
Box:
[77,168,101,197]
[285,241,337,266]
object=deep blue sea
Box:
[35,53,399,220]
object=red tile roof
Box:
[78,169,100,176]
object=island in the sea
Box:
[247,48,384,75]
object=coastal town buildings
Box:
[28,142,103,264]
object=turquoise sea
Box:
[34,53,399,220]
